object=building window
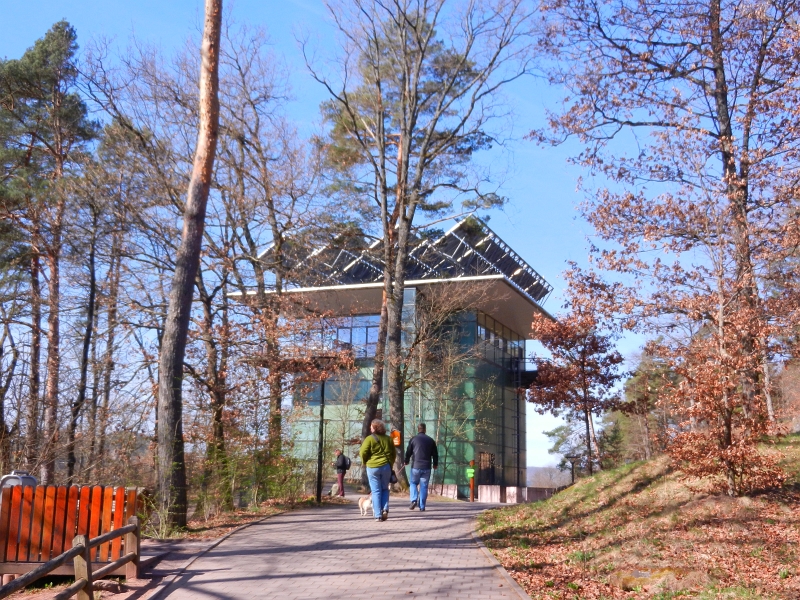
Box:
[476,311,524,361]
[326,314,381,358]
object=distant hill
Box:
[526,466,571,488]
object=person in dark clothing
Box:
[404,423,438,511]
[333,449,347,497]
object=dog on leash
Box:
[358,495,373,517]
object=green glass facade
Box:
[292,290,528,499]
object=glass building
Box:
[244,217,552,497]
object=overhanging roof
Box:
[230,274,553,338]
[258,216,553,307]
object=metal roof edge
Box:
[227,273,554,320]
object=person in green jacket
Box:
[359,419,396,521]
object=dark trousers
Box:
[337,471,345,496]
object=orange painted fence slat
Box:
[98,487,114,562]
[63,486,79,559]
[88,486,103,561]
[28,487,46,562]
[0,484,140,567]
[18,486,34,562]
[50,486,68,556]
[39,487,56,561]
[0,487,12,562]
[77,486,91,537]
[125,489,137,521]
[5,486,23,561]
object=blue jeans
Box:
[409,468,431,510]
[366,464,391,518]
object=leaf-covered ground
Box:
[477,434,800,599]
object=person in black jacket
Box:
[333,449,348,497]
[404,423,438,511]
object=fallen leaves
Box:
[478,443,800,599]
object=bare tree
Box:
[66,201,99,484]
[319,366,365,479]
[536,0,800,432]
[310,0,536,483]
[156,0,222,527]
[0,302,21,471]
[215,23,327,461]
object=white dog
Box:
[358,495,373,517]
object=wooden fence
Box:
[0,516,140,600]
[0,485,142,576]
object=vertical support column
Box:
[399,288,416,442]
[125,516,140,580]
[516,378,522,488]
[501,356,506,487]
[72,535,92,600]
[315,379,326,504]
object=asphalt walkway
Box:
[158,499,527,600]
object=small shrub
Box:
[567,550,596,564]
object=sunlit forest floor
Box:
[478,434,800,599]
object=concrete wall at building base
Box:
[524,487,556,502]
[504,487,524,503]
[477,485,506,503]
[475,485,557,504]
[432,484,459,500]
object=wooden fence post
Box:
[124,517,140,580]
[71,535,92,600]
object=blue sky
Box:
[0,0,636,467]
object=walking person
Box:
[405,423,438,512]
[359,419,396,522]
[333,449,349,497]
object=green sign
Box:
[466,468,475,479]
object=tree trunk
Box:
[266,360,283,459]
[67,211,98,484]
[583,405,594,475]
[156,0,222,528]
[723,402,735,496]
[640,388,652,460]
[96,274,118,474]
[27,249,42,469]
[386,217,411,488]
[760,339,775,423]
[197,268,232,510]
[709,0,762,417]
[236,196,283,462]
[588,410,601,468]
[41,192,67,485]
[93,200,122,477]
[87,316,100,479]
[0,322,19,472]
[360,290,389,487]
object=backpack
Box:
[344,455,352,470]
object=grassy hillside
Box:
[477,434,800,599]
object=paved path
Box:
[159,500,525,600]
